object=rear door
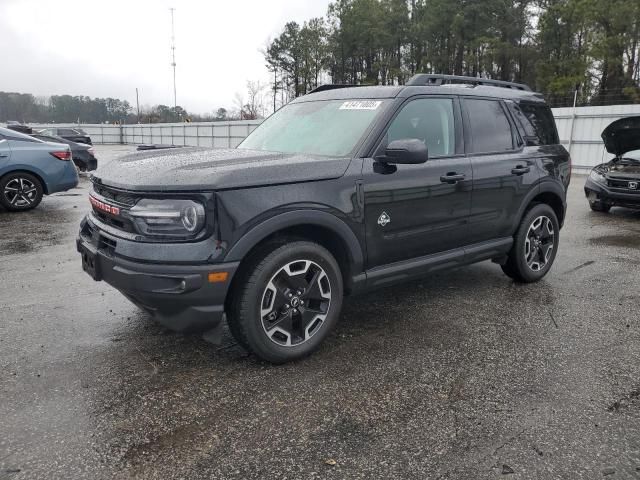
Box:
[463,97,540,244]
[362,96,471,269]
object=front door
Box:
[362,96,472,269]
[0,137,12,167]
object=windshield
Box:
[238,99,388,157]
[622,149,640,161]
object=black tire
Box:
[501,203,560,283]
[0,172,44,211]
[227,240,343,363]
[589,201,611,213]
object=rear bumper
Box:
[48,161,79,194]
[77,217,239,336]
[584,178,640,208]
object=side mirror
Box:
[382,138,428,164]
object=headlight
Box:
[128,199,206,238]
[589,169,606,184]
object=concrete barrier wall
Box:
[34,104,640,171]
[32,121,262,149]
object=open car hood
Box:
[601,116,640,156]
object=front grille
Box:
[93,183,139,207]
[91,183,139,234]
[607,177,640,192]
[92,209,137,234]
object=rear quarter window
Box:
[510,102,559,146]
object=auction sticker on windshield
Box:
[339,100,382,110]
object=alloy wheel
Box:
[260,260,332,347]
[524,215,555,272]
[4,177,38,208]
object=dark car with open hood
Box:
[585,116,640,212]
[77,74,570,363]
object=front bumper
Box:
[584,177,640,209]
[77,216,239,337]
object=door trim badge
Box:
[378,211,391,226]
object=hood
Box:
[601,116,640,156]
[92,147,351,192]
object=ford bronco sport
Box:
[77,74,570,363]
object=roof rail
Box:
[308,84,364,94]
[407,74,532,91]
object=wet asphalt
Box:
[1,146,639,480]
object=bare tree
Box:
[245,80,267,119]
[232,81,267,120]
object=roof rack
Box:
[407,74,532,91]
[308,84,364,94]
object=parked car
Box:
[77,74,570,363]
[6,121,33,135]
[584,116,640,212]
[0,126,78,211]
[38,127,92,145]
[30,133,98,172]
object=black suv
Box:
[77,74,570,363]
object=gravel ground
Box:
[0,145,639,480]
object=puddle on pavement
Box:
[0,240,34,254]
[590,234,640,249]
[0,199,78,256]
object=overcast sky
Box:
[0,0,332,114]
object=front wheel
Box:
[502,204,560,283]
[227,240,343,363]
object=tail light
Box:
[50,150,71,161]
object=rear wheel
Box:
[501,204,560,283]
[589,201,611,213]
[227,240,343,363]
[0,172,44,211]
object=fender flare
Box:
[224,210,365,274]
[513,181,567,232]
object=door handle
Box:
[511,166,530,175]
[440,173,466,184]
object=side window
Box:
[518,103,559,145]
[59,129,76,136]
[465,99,514,153]
[387,98,455,157]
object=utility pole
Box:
[135,88,140,123]
[170,7,177,109]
